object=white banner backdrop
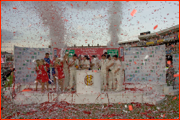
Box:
[124,45,166,83]
[173,54,179,89]
[14,46,53,84]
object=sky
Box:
[1,1,179,53]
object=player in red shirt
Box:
[39,59,49,92]
[55,58,65,92]
[35,59,42,91]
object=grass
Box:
[4,72,14,89]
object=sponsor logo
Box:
[84,75,93,86]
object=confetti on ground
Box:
[130,9,137,16]
[173,96,177,100]
[128,105,133,111]
[1,89,179,119]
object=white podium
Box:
[76,70,101,94]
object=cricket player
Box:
[63,52,69,90]
[91,55,99,70]
[106,55,114,90]
[68,54,79,91]
[99,54,107,90]
[81,55,90,70]
[119,56,125,84]
[113,55,123,91]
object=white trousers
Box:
[115,71,124,90]
[101,71,107,89]
[110,70,117,89]
[63,67,69,89]
[69,69,76,89]
[108,71,114,89]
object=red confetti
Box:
[83,111,91,114]
[153,25,158,30]
[174,74,179,77]
[13,7,17,9]
[85,1,88,5]
[128,105,133,111]
[173,96,177,100]
[134,61,137,64]
[130,9,137,17]
[70,4,73,8]
[167,61,171,65]
[64,19,68,22]
[22,89,32,92]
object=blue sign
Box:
[120,48,124,57]
[54,49,57,56]
[166,50,172,54]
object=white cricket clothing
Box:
[107,59,115,70]
[106,59,114,89]
[63,59,69,88]
[69,59,79,88]
[91,58,99,70]
[69,69,76,88]
[113,60,123,91]
[69,59,79,70]
[99,59,107,89]
[100,59,107,71]
[81,60,90,68]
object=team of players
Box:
[35,52,125,92]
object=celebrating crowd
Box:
[35,52,125,93]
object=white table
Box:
[76,70,101,94]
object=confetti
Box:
[130,9,137,16]
[64,19,68,22]
[22,89,32,92]
[128,105,133,111]
[173,74,179,77]
[173,96,177,100]
[153,25,158,30]
[13,7,17,9]
[167,61,171,65]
